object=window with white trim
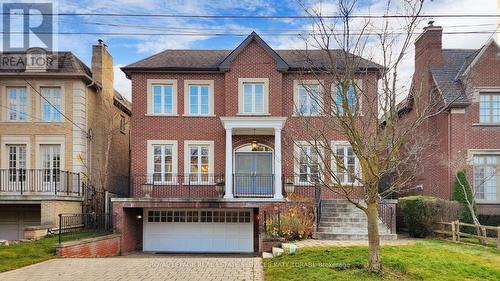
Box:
[334,144,359,185]
[41,87,62,122]
[152,84,174,114]
[297,144,321,183]
[188,145,210,183]
[333,83,359,114]
[242,82,265,113]
[188,84,210,115]
[7,87,28,121]
[479,93,500,123]
[40,144,61,184]
[153,144,173,182]
[473,155,499,201]
[296,83,321,115]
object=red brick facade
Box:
[410,26,500,215]
[116,34,380,253]
[56,234,121,257]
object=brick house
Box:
[0,42,131,240]
[116,32,395,254]
[403,23,500,216]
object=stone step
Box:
[313,232,398,240]
[320,214,367,219]
[318,217,367,223]
[317,226,390,234]
[321,207,363,213]
[318,221,386,228]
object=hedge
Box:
[452,171,477,225]
[399,196,461,238]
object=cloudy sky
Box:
[3,0,499,101]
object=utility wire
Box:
[4,12,500,19]
[1,31,500,36]
[20,76,89,137]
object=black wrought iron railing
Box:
[233,174,274,198]
[0,169,80,196]
[378,200,397,234]
[58,213,114,244]
[132,174,225,199]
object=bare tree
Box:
[79,93,130,197]
[283,0,462,273]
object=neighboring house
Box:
[115,32,385,254]
[402,23,500,216]
[0,42,131,240]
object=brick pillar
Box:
[114,204,142,254]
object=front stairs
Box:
[313,200,397,240]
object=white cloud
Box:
[114,64,131,101]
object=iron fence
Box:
[233,174,274,198]
[378,200,397,234]
[132,174,225,199]
[58,213,114,244]
[0,169,80,196]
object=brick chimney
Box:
[91,39,114,99]
[414,21,443,71]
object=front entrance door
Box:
[234,152,273,197]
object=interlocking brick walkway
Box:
[295,238,416,248]
[0,254,263,281]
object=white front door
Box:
[143,209,254,253]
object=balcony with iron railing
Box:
[0,169,81,199]
[131,173,319,200]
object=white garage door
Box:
[143,209,254,253]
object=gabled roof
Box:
[121,32,382,76]
[219,31,289,71]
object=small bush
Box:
[399,196,461,238]
[452,171,477,224]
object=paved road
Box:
[0,254,263,281]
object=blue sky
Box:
[2,0,499,100]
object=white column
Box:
[274,127,283,199]
[224,128,233,198]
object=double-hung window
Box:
[473,155,499,201]
[152,84,174,114]
[189,84,210,115]
[334,82,359,114]
[334,144,359,185]
[297,144,321,184]
[41,87,62,122]
[188,145,210,183]
[243,82,264,113]
[7,87,28,121]
[296,83,321,116]
[479,93,500,123]
[153,144,173,183]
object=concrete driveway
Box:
[0,254,263,281]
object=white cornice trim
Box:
[220,116,287,129]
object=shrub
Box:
[452,171,477,225]
[265,201,314,241]
[399,196,461,238]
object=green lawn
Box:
[264,239,500,281]
[0,231,106,273]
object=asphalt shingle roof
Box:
[430,49,480,105]
[0,51,92,76]
[123,49,381,71]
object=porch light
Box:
[251,140,258,151]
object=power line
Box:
[20,77,89,137]
[4,12,500,19]
[1,30,500,37]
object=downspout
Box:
[448,109,452,199]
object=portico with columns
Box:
[220,117,287,200]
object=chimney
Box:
[414,21,443,70]
[91,39,114,98]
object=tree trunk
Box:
[366,202,382,273]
